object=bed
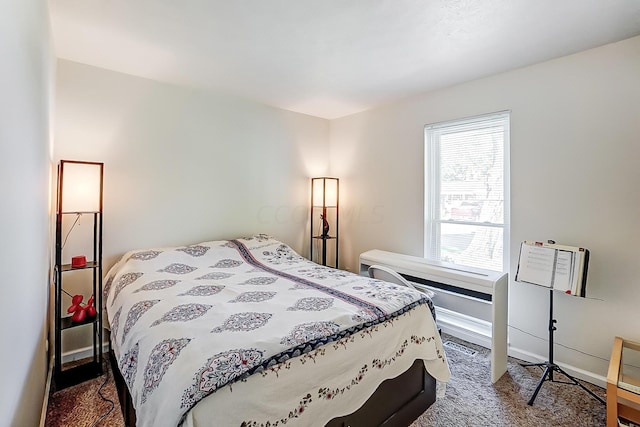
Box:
[104,235,450,426]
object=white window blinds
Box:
[425,111,510,272]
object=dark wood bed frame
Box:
[110,350,436,426]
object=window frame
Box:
[424,111,510,272]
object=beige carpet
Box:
[412,335,606,426]
[45,364,124,427]
[46,334,609,426]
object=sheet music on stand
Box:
[515,241,589,297]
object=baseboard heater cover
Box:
[359,249,508,383]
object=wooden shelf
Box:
[55,360,102,390]
[60,314,98,330]
[61,261,99,272]
[58,210,100,215]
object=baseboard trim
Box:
[39,352,54,427]
[436,309,606,388]
[61,341,110,364]
[436,307,492,350]
[507,345,606,388]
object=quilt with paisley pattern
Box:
[105,234,450,427]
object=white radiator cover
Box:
[359,249,508,383]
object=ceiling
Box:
[49,0,640,119]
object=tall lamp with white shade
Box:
[310,177,339,267]
[54,160,104,388]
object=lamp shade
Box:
[312,177,338,207]
[58,160,103,213]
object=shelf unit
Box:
[54,160,104,389]
[310,177,339,268]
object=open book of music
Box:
[515,241,589,297]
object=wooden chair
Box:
[607,336,640,427]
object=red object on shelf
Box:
[67,294,96,323]
[71,307,86,322]
[71,255,87,268]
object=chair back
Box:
[368,264,435,298]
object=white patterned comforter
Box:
[105,235,450,427]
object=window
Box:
[425,111,510,272]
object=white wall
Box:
[54,60,329,350]
[330,36,640,381]
[0,1,53,425]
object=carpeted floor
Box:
[411,336,607,427]
[45,362,124,427]
[45,334,611,426]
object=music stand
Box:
[515,240,604,406]
[519,288,604,405]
